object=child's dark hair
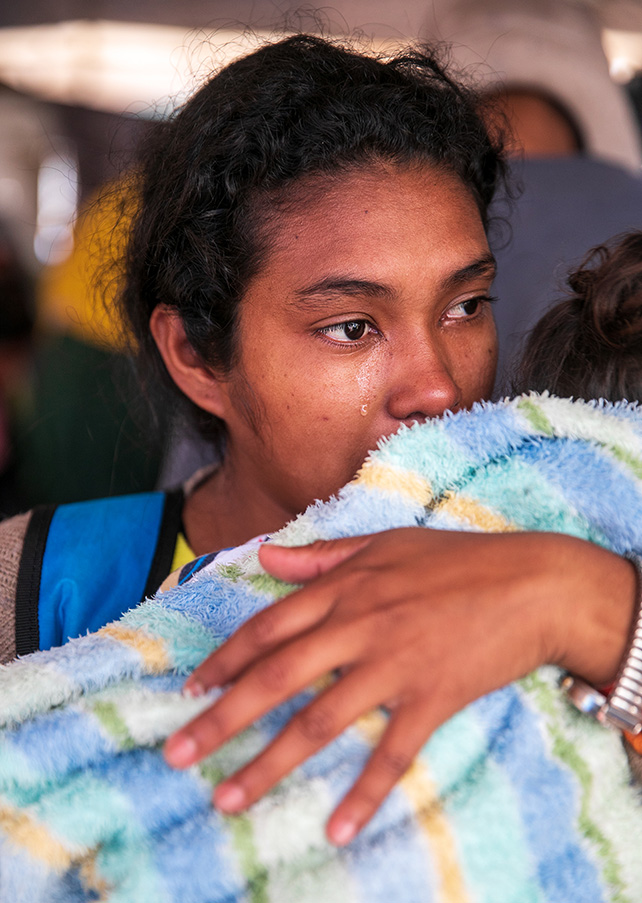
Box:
[513,231,642,401]
[118,33,506,449]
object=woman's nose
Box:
[385,339,461,424]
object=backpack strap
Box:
[15,489,184,656]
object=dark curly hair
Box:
[513,231,642,402]
[118,33,507,448]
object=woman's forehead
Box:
[257,164,488,277]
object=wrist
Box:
[563,554,642,735]
[551,539,637,687]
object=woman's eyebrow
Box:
[442,254,497,290]
[292,277,394,308]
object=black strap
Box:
[14,504,57,656]
[142,487,185,601]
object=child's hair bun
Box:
[512,231,642,402]
[568,232,642,351]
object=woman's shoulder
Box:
[0,509,32,553]
[0,509,32,663]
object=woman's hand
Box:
[163,528,635,845]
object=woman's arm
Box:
[164,528,637,845]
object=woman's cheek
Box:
[459,332,498,406]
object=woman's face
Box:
[215,164,498,519]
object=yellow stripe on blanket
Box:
[436,491,519,534]
[355,460,433,505]
[99,625,170,673]
[356,710,470,903]
[0,805,73,872]
[79,852,111,899]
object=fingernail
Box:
[214,781,246,813]
[164,734,198,768]
[329,818,357,846]
[182,678,205,698]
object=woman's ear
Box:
[149,305,230,419]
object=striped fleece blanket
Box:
[1,393,642,903]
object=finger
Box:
[212,662,402,814]
[258,535,371,583]
[166,617,367,769]
[184,579,335,695]
[325,703,434,846]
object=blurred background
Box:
[1,0,642,514]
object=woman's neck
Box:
[181,464,297,555]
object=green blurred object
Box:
[11,333,164,509]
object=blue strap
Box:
[38,492,168,650]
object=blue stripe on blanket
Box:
[95,748,213,836]
[349,821,439,902]
[438,401,539,467]
[160,577,271,638]
[151,809,247,903]
[0,836,62,903]
[0,708,117,803]
[521,440,642,553]
[473,686,606,903]
[424,703,542,902]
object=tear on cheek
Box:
[355,355,382,394]
[355,353,385,413]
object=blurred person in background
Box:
[430,0,642,390]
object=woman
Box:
[1,34,638,848]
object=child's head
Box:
[118,34,505,458]
[513,232,642,402]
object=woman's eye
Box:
[446,296,494,320]
[318,320,375,343]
